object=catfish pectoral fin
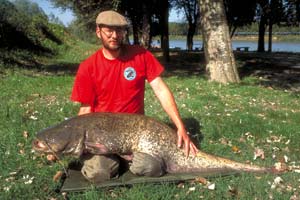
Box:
[84,142,109,154]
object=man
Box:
[70,10,198,182]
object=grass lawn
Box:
[0,44,300,199]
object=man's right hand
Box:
[78,104,92,115]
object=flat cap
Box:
[96,10,128,27]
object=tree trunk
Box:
[268,22,273,52]
[187,23,195,51]
[132,23,140,45]
[140,4,151,48]
[296,0,300,22]
[160,0,170,62]
[199,0,240,83]
[257,14,267,52]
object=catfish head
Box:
[32,120,86,158]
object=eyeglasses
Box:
[100,27,126,38]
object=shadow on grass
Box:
[3,48,300,92]
[155,50,207,78]
[156,50,300,92]
[167,117,204,149]
[40,63,79,75]
[237,52,300,92]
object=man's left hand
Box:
[177,129,199,157]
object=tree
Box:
[12,0,48,19]
[51,0,170,61]
[256,0,268,52]
[224,0,256,37]
[120,0,155,48]
[199,0,240,83]
[284,0,300,25]
[157,0,170,62]
[172,0,200,51]
[51,0,116,30]
[267,0,284,52]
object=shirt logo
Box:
[124,67,136,81]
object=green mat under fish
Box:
[60,169,237,192]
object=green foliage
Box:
[11,0,48,19]
[0,0,49,48]
[67,19,98,43]
[169,22,190,35]
[0,0,79,68]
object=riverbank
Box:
[167,34,300,42]
[151,37,300,52]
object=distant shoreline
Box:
[166,34,300,42]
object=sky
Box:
[29,0,75,26]
[29,0,183,26]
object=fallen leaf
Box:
[244,132,254,140]
[228,185,239,197]
[253,148,265,160]
[274,176,283,185]
[286,184,293,192]
[270,176,285,190]
[232,146,241,153]
[47,154,57,161]
[283,147,290,152]
[5,177,15,182]
[255,176,262,180]
[109,190,118,198]
[290,193,300,200]
[9,171,18,176]
[195,177,207,185]
[61,192,68,200]
[239,137,246,143]
[267,135,283,143]
[285,139,290,145]
[207,183,215,190]
[177,182,185,188]
[23,131,29,139]
[19,149,25,155]
[274,162,289,172]
[29,115,38,120]
[53,171,63,182]
[219,137,229,145]
[3,186,11,192]
[283,155,289,163]
[17,143,24,147]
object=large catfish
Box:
[32,112,276,175]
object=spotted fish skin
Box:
[32,112,273,175]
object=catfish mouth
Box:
[32,139,50,153]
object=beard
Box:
[101,38,123,51]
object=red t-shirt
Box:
[71,45,164,114]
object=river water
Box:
[153,40,300,52]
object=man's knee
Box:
[81,154,120,183]
[129,152,165,177]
